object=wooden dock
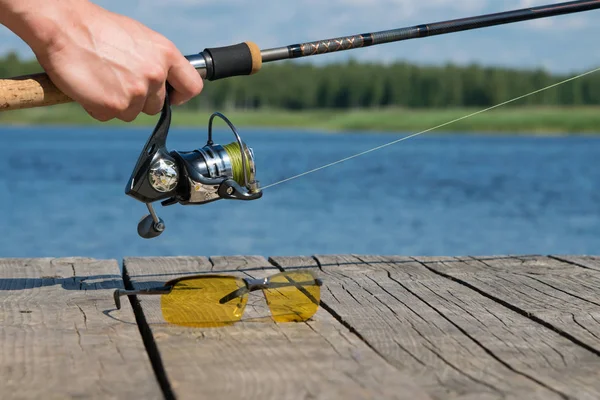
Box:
[1,254,599,400]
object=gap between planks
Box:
[413,255,600,357]
[122,255,432,400]
[122,254,600,400]
[271,254,600,400]
[0,257,162,400]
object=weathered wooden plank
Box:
[551,255,600,272]
[124,256,432,400]
[271,254,600,400]
[0,257,161,400]
[417,255,600,352]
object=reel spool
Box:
[125,94,262,239]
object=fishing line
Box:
[261,66,600,190]
[223,141,252,186]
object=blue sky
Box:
[1,0,598,74]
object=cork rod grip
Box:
[0,40,264,110]
[246,41,262,75]
[0,72,73,111]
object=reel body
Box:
[126,97,262,238]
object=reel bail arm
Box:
[126,92,262,239]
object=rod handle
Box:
[0,40,264,111]
[0,72,73,111]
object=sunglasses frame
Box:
[113,270,323,311]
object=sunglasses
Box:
[114,270,323,327]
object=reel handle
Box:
[137,204,165,239]
[137,214,165,239]
[0,72,72,111]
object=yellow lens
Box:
[263,271,320,323]
[161,276,247,327]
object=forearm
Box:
[0,0,84,53]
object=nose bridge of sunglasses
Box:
[217,276,272,305]
[218,271,319,307]
[237,273,321,297]
[246,277,269,290]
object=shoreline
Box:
[1,104,599,135]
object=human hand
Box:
[3,0,203,122]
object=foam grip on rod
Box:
[203,41,262,81]
[0,72,73,111]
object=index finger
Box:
[167,52,204,106]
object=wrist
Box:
[0,0,89,55]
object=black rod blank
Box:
[261,0,600,62]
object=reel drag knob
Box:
[137,203,165,239]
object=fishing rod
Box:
[191,0,600,80]
[1,0,599,110]
[0,0,598,239]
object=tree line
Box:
[2,51,598,110]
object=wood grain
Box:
[123,255,432,400]
[0,73,72,111]
[550,256,600,272]
[0,257,161,400]
[417,256,600,352]
[271,255,600,400]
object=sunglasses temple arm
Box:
[218,287,250,304]
[113,287,172,309]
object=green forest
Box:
[190,61,600,111]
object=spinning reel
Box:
[125,94,262,238]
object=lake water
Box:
[1,124,599,260]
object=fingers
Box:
[120,64,167,120]
[83,74,166,122]
[83,106,112,122]
[140,62,168,116]
[166,49,204,106]
[142,79,166,116]
[118,89,148,122]
[83,86,147,122]
[79,45,202,122]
